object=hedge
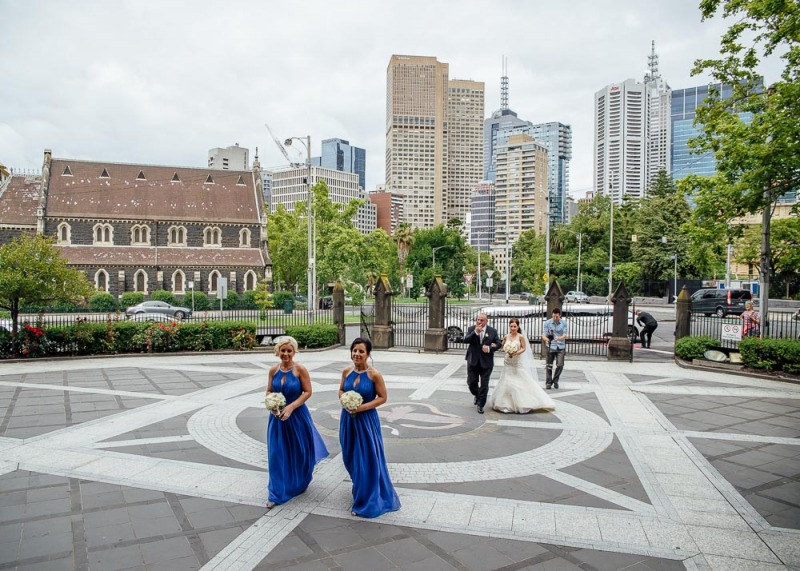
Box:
[285,324,339,349]
[675,336,718,361]
[739,337,800,374]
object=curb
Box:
[673,357,800,385]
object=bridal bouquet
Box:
[503,339,520,356]
[340,391,363,418]
[265,392,286,416]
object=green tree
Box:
[0,234,93,336]
[267,203,307,292]
[734,217,800,291]
[682,0,800,306]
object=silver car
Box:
[565,291,590,303]
[125,301,192,320]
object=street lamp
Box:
[432,245,451,273]
[284,135,314,323]
[544,195,551,282]
[608,168,633,297]
[662,236,678,303]
[562,229,582,292]
[472,231,492,300]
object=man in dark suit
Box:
[464,312,501,414]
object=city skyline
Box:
[0,1,783,200]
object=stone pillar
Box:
[371,274,394,349]
[674,285,691,346]
[332,280,346,346]
[542,279,565,358]
[608,280,633,361]
[424,276,448,352]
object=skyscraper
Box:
[385,55,484,229]
[208,144,249,171]
[528,122,572,225]
[645,42,672,183]
[311,138,366,190]
[594,78,648,203]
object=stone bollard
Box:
[371,274,395,349]
[674,285,691,347]
[332,280,346,346]
[607,281,633,361]
[424,275,448,352]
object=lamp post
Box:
[544,195,551,282]
[608,168,633,297]
[284,136,313,323]
[432,245,450,273]
[473,231,491,300]
[671,254,678,303]
[562,229,582,292]
[505,238,512,304]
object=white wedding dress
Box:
[489,334,555,413]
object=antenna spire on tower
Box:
[500,55,509,111]
[647,40,659,82]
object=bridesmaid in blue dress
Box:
[266,336,329,509]
[339,337,401,518]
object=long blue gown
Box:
[267,367,329,505]
[339,370,401,518]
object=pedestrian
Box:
[339,337,401,518]
[542,308,568,389]
[635,309,659,348]
[265,336,329,510]
[738,301,761,337]
[464,312,501,414]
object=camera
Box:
[547,333,555,341]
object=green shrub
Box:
[285,324,338,349]
[240,290,259,309]
[223,291,240,310]
[675,335,718,361]
[131,321,181,352]
[45,321,107,355]
[190,291,211,311]
[0,329,13,357]
[150,290,178,306]
[272,291,295,307]
[89,292,117,312]
[739,337,800,374]
[120,292,145,309]
[176,322,215,351]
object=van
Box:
[690,288,752,317]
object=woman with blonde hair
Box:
[739,301,761,337]
[265,336,328,509]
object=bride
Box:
[489,318,555,413]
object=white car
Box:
[565,291,590,303]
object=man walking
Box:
[464,312,500,414]
[635,309,658,349]
[542,308,568,389]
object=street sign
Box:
[603,266,616,271]
[406,274,413,288]
[486,269,494,278]
[464,273,473,285]
[721,323,742,342]
[217,277,228,300]
[543,273,548,284]
[486,278,494,288]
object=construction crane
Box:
[265,123,302,167]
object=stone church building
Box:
[0,150,272,298]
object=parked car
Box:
[690,288,752,317]
[125,301,192,320]
[565,291,590,303]
[128,313,178,323]
[318,296,333,309]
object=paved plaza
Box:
[0,347,798,570]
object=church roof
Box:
[54,245,267,267]
[0,174,41,227]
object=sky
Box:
[0,0,782,199]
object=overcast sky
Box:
[0,1,782,198]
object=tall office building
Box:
[594,78,648,204]
[369,188,405,234]
[528,122,572,225]
[469,181,495,250]
[311,138,366,190]
[645,42,672,183]
[385,55,484,229]
[447,79,485,225]
[270,166,375,234]
[208,144,249,170]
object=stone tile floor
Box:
[0,349,797,570]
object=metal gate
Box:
[359,304,374,341]
[391,302,428,348]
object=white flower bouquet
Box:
[265,392,286,416]
[503,339,520,356]
[340,390,363,418]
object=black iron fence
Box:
[691,310,800,349]
[360,305,375,341]
[390,302,429,348]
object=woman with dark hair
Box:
[338,337,401,518]
[489,318,555,413]
[265,336,329,509]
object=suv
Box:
[565,291,590,303]
[690,288,753,317]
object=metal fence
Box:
[691,310,800,349]
[360,305,375,341]
[443,302,619,358]
[390,302,429,348]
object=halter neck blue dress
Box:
[267,367,329,505]
[339,369,401,518]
